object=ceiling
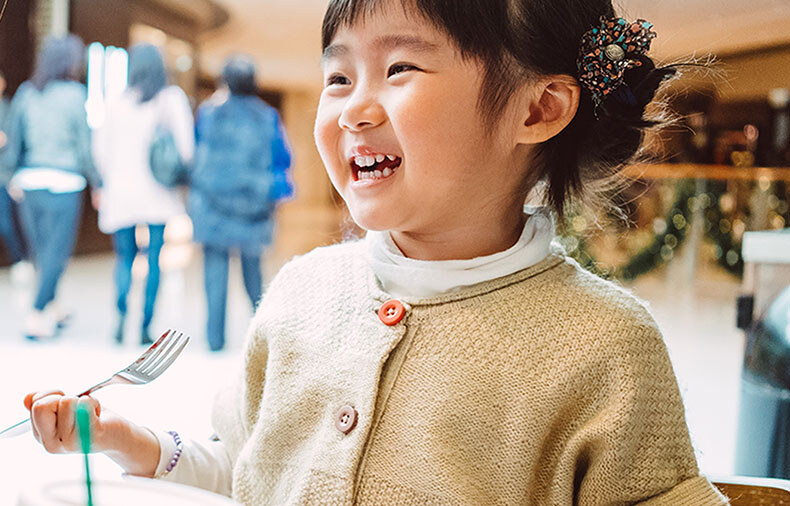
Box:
[198,0,790,90]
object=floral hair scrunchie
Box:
[577,17,658,113]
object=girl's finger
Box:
[26,391,65,444]
[77,397,104,450]
[24,393,34,411]
[75,397,100,443]
[30,412,41,443]
[56,396,78,451]
[31,394,65,453]
[77,395,101,418]
[25,389,65,410]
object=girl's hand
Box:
[25,390,112,453]
[24,390,161,477]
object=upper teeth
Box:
[355,156,374,167]
[354,154,396,168]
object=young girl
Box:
[24,0,729,504]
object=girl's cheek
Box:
[313,120,343,185]
[315,96,343,134]
[314,109,336,157]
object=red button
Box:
[378,300,406,326]
[335,405,358,434]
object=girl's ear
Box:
[515,76,580,145]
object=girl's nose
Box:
[338,89,385,132]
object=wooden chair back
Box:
[713,475,790,505]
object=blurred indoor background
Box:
[1,0,790,500]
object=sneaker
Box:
[47,302,73,330]
[141,326,153,345]
[24,310,56,341]
[9,261,34,288]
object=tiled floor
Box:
[0,242,746,503]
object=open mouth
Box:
[351,153,402,181]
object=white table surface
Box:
[0,342,239,505]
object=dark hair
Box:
[221,55,258,95]
[322,0,679,220]
[128,43,167,103]
[31,35,85,91]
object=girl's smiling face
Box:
[315,2,534,259]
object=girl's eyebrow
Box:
[322,34,440,62]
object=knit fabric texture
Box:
[211,241,729,505]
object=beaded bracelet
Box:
[155,430,183,479]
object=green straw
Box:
[75,403,94,506]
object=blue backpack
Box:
[191,98,277,221]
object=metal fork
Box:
[0,329,190,439]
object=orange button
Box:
[335,405,358,434]
[378,300,406,326]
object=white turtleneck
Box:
[365,208,556,299]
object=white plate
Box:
[17,477,239,506]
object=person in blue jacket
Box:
[1,35,101,341]
[0,70,30,279]
[189,55,293,351]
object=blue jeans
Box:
[0,186,25,263]
[112,224,165,329]
[18,189,82,311]
[204,245,262,351]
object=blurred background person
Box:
[0,35,101,341]
[189,55,292,352]
[0,70,31,286]
[92,43,194,345]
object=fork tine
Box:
[131,329,174,367]
[138,332,184,375]
[139,333,187,378]
[146,335,190,379]
[135,330,178,372]
[136,332,180,375]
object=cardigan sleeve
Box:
[153,430,233,497]
[638,476,729,505]
[561,312,729,505]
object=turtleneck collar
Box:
[365,208,556,299]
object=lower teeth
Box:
[360,167,395,180]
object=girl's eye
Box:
[387,63,419,78]
[325,74,350,87]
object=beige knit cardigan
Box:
[212,241,729,505]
